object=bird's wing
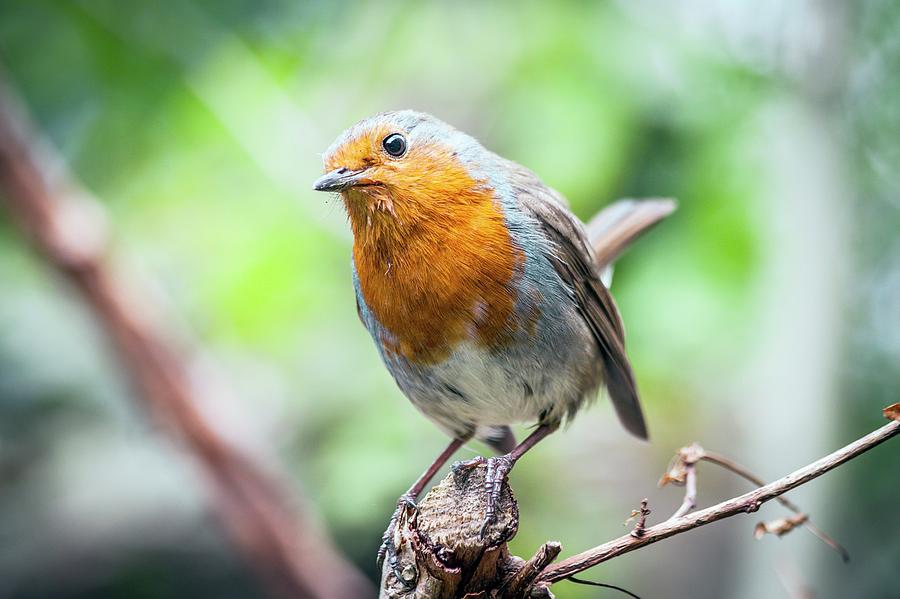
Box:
[504,161,648,440]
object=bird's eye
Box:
[382,133,407,157]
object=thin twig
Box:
[566,576,643,599]
[630,499,651,538]
[701,451,796,507]
[669,460,698,519]
[659,441,849,560]
[700,450,850,561]
[538,419,899,584]
[659,442,704,519]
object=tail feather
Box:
[587,198,676,270]
[603,351,649,440]
[587,198,676,440]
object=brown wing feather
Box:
[505,162,649,439]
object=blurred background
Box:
[0,1,897,598]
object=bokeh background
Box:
[1,1,898,598]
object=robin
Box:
[313,110,668,573]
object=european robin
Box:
[314,111,664,573]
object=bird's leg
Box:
[453,423,558,538]
[377,436,468,581]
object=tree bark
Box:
[379,463,526,599]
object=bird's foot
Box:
[376,493,417,586]
[452,454,515,539]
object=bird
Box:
[313,110,669,576]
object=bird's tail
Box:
[586,198,676,440]
[586,198,676,275]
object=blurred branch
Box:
[378,413,898,598]
[0,78,372,599]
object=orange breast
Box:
[350,164,524,365]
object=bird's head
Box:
[314,112,522,362]
[314,111,497,240]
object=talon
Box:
[479,455,513,538]
[377,531,409,586]
[399,494,417,510]
[479,516,492,540]
[376,495,419,588]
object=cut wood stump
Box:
[379,464,559,599]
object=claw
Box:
[479,455,513,538]
[376,494,418,588]
[451,455,515,538]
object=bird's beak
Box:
[312,167,371,193]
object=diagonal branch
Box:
[699,448,850,561]
[0,75,372,599]
[538,417,899,584]
[661,441,849,560]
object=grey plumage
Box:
[505,161,648,440]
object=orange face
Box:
[320,120,488,233]
[316,113,526,364]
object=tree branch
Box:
[0,76,372,599]
[538,418,898,584]
[659,441,849,560]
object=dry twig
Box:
[538,416,897,585]
[629,499,651,538]
[659,442,704,519]
[659,441,850,560]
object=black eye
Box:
[382,133,407,157]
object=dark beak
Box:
[312,167,369,192]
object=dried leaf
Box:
[657,443,706,487]
[624,509,641,526]
[659,443,706,488]
[884,403,900,422]
[754,514,809,540]
[658,470,685,487]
